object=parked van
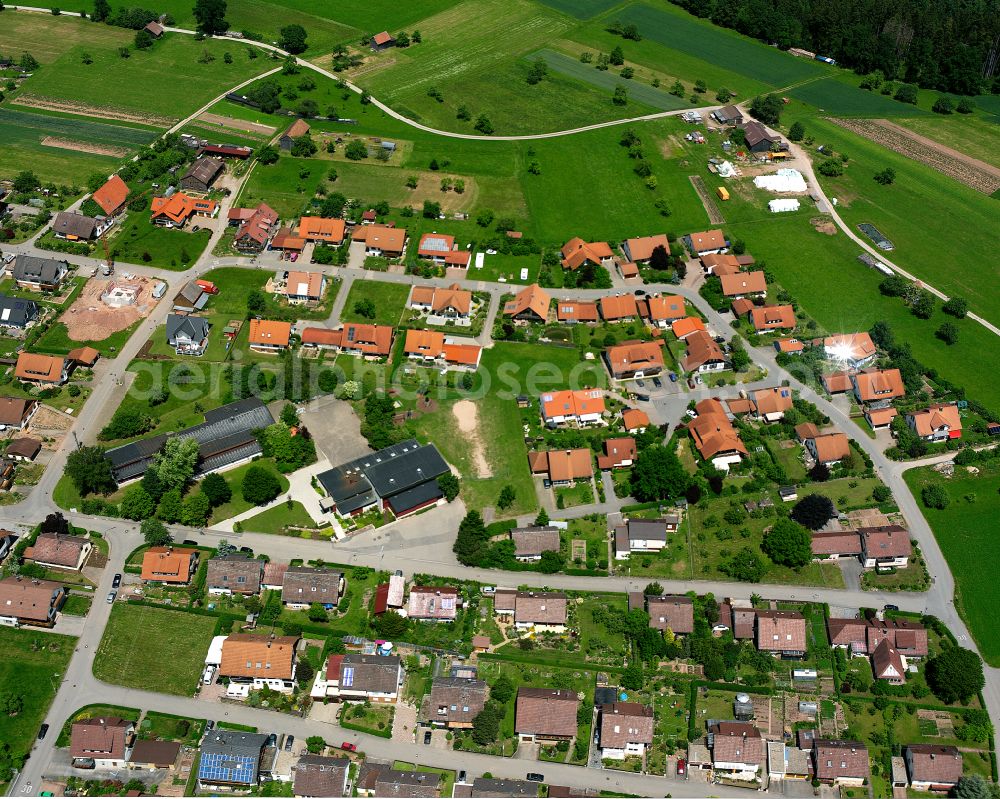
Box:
[202,665,216,684]
[152,281,167,299]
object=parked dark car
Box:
[653,376,663,388]
[239,546,253,554]
[112,573,122,588]
[526,773,544,782]
[669,372,678,382]
[37,724,49,740]
[423,730,432,744]
[284,735,294,752]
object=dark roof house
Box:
[206,554,262,595]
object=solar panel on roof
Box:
[342,666,354,687]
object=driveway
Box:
[346,241,368,269]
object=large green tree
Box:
[65,446,115,496]
[279,24,308,54]
[630,444,687,502]
[241,466,281,505]
[761,517,812,568]
[120,485,155,521]
[926,646,985,704]
[152,437,199,492]
[790,493,835,530]
[193,0,228,35]
[453,510,489,566]
[141,517,172,546]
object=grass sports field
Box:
[94,603,217,695]
[0,627,75,782]
[903,464,1000,666]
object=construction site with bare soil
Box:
[61,276,161,342]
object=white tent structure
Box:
[768,199,801,213]
[754,168,807,193]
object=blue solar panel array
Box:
[199,751,257,784]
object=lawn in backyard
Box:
[18,30,271,125]
[237,154,328,219]
[208,459,291,525]
[340,281,410,326]
[139,711,207,744]
[94,604,217,695]
[0,626,75,776]
[408,341,605,518]
[725,211,1000,415]
[108,212,211,271]
[903,463,1000,666]
[796,117,1000,326]
[61,594,93,616]
[240,501,319,534]
[555,480,595,509]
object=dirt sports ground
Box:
[829,117,1000,195]
[61,276,160,341]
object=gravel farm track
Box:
[829,117,1000,195]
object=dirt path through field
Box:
[452,399,492,478]
[689,175,725,224]
[829,117,1000,195]
[41,136,129,157]
[197,112,276,136]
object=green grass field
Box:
[895,113,1000,170]
[94,604,217,695]
[725,211,1000,415]
[613,3,824,88]
[359,0,576,133]
[534,0,620,18]
[903,464,1000,666]
[799,117,1000,326]
[0,107,153,183]
[18,28,270,125]
[0,626,76,775]
[109,212,212,271]
[340,281,410,326]
[0,10,130,65]
[790,76,928,117]
[238,155,327,219]
[521,118,709,240]
[529,48,691,111]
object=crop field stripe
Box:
[789,76,928,118]
[0,108,157,147]
[529,48,690,111]
[615,3,825,87]
[533,0,624,19]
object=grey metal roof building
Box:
[0,294,39,328]
[173,281,208,313]
[316,439,449,517]
[104,397,273,483]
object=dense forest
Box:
[667,0,1000,95]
